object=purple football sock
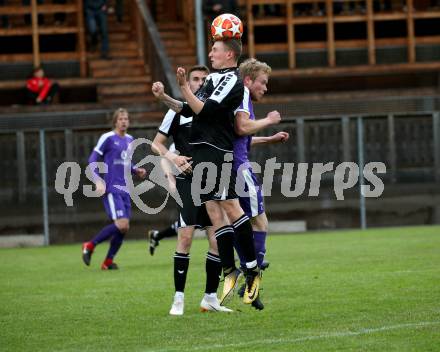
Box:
[91,223,119,246]
[233,231,246,269]
[253,231,267,267]
[106,229,124,260]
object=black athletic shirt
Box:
[158,109,193,158]
[180,67,244,153]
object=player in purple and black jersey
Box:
[233,58,290,309]
[82,108,146,270]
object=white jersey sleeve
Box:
[208,72,239,104]
[93,131,115,155]
[158,109,177,136]
[234,86,250,115]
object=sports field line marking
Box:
[391,269,440,274]
[148,321,440,352]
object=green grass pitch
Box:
[1,226,439,351]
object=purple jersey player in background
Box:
[82,108,146,270]
[233,58,289,309]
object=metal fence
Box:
[0,110,439,244]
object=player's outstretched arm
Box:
[160,158,177,193]
[235,110,282,136]
[152,81,184,113]
[151,133,192,174]
[251,131,290,146]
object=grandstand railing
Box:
[1,110,439,239]
[132,0,182,100]
[0,0,87,76]
[242,0,440,74]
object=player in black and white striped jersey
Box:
[175,39,261,306]
[151,65,232,315]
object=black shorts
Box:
[176,176,211,229]
[190,144,238,204]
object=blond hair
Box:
[112,108,129,127]
[239,58,271,81]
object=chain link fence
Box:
[0,111,439,245]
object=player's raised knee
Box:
[115,219,129,234]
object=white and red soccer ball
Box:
[211,13,244,41]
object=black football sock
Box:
[205,252,222,294]
[173,252,190,292]
[157,221,178,240]
[232,215,257,270]
[215,225,236,275]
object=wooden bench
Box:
[0,1,86,75]
[0,77,96,91]
[270,62,440,78]
[0,77,97,105]
[241,0,440,73]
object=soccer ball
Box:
[211,13,243,41]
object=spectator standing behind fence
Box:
[26,66,59,105]
[85,0,110,59]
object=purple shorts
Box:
[236,167,264,218]
[103,192,131,220]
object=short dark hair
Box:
[222,38,242,62]
[187,65,210,79]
